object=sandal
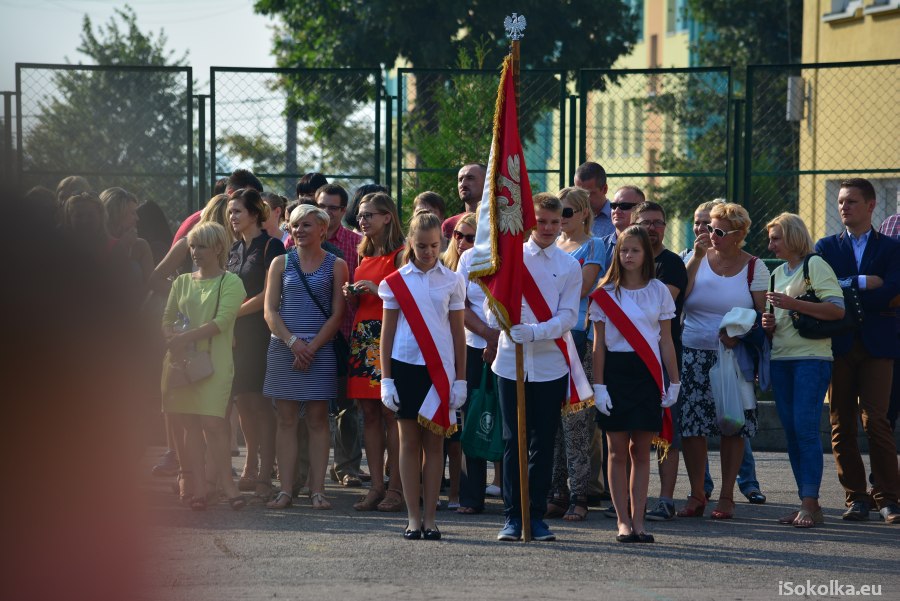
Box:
[353,488,385,512]
[563,494,589,522]
[266,490,293,509]
[711,496,735,520]
[456,505,483,515]
[189,495,207,511]
[545,490,570,519]
[778,510,801,525]
[676,494,707,518]
[792,508,824,528]
[238,474,257,492]
[377,488,404,512]
[310,492,332,510]
[254,479,275,501]
[228,495,247,511]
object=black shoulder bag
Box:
[288,251,350,376]
[790,254,864,339]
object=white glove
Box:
[450,380,467,410]
[661,383,681,408]
[593,384,612,416]
[380,378,400,412]
[509,324,535,344]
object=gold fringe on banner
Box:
[653,437,671,463]
[561,398,592,416]
[418,414,458,439]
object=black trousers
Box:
[497,373,567,521]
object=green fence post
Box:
[196,93,208,209]
[741,66,754,207]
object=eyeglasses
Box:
[637,219,666,228]
[317,203,344,213]
[706,223,741,237]
[609,202,637,211]
[357,211,386,222]
[561,207,575,218]
[453,230,476,243]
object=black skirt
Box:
[391,359,433,421]
[596,351,663,433]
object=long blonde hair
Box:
[356,192,405,257]
[441,211,476,271]
[199,194,235,240]
[402,210,443,266]
[558,186,592,236]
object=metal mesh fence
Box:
[16,64,192,222]
[210,68,382,203]
[396,68,566,218]
[745,60,900,252]
[579,67,732,251]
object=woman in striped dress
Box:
[263,205,349,509]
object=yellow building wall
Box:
[799,0,900,239]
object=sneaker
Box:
[646,500,675,522]
[497,518,522,541]
[485,484,502,497]
[530,519,556,541]
[151,449,179,477]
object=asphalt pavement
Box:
[140,448,899,601]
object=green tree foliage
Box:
[255,0,638,74]
[23,6,191,219]
[643,0,802,250]
[255,0,640,192]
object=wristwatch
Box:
[286,335,298,348]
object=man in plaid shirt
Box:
[316,184,366,486]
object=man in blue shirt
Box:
[573,162,614,239]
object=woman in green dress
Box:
[162,222,247,510]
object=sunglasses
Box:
[609,202,637,211]
[453,230,476,243]
[705,223,741,238]
[561,207,575,218]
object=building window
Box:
[607,101,617,157]
[630,0,644,42]
[633,101,644,158]
[623,100,632,156]
[823,0,864,21]
[667,0,689,33]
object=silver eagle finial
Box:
[504,13,527,41]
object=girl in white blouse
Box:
[590,226,680,543]
[378,211,467,540]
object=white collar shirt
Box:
[378,260,465,365]
[486,237,582,382]
[457,247,489,349]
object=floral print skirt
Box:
[680,346,757,438]
[347,319,383,400]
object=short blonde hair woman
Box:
[761,212,843,528]
[679,201,770,520]
[162,220,247,511]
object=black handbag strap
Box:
[198,273,225,351]
[288,250,333,321]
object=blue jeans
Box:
[770,359,832,500]
[704,438,760,497]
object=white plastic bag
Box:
[709,342,746,436]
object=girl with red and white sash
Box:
[378,211,467,540]
[589,225,680,544]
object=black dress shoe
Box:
[403,527,422,540]
[616,532,638,543]
[746,491,767,505]
[422,527,442,541]
[635,532,655,543]
[842,500,870,521]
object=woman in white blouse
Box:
[678,202,769,520]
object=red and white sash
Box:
[521,267,593,414]
[384,270,457,437]
[589,286,673,452]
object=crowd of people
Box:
[45,164,900,543]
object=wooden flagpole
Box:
[507,13,530,543]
